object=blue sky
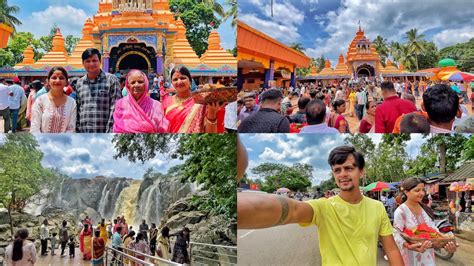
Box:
[10,0,235,50]
[239,134,427,186]
[5,134,182,179]
[239,0,474,66]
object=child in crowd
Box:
[50,232,57,256]
[68,235,75,259]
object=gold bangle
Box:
[206,117,217,125]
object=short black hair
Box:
[328,145,365,170]
[81,48,101,62]
[305,99,326,125]
[400,113,430,133]
[297,97,311,110]
[309,89,317,98]
[423,84,459,123]
[381,81,395,91]
[260,89,283,102]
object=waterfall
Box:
[56,177,66,207]
[97,183,109,218]
[113,181,141,227]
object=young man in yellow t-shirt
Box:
[238,145,403,266]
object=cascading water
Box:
[97,183,109,217]
[112,181,141,227]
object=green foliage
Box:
[417,41,440,70]
[462,135,474,161]
[0,134,60,235]
[0,0,21,32]
[113,134,236,219]
[318,176,336,192]
[423,134,468,173]
[405,28,426,71]
[169,0,221,57]
[439,38,474,72]
[0,48,13,66]
[251,163,312,193]
[223,0,237,28]
[314,55,326,72]
[373,35,389,66]
[65,35,80,56]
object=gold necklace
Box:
[175,95,192,105]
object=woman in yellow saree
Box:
[79,224,92,260]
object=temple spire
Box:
[358,20,361,32]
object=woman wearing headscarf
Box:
[113,69,169,133]
[5,229,37,265]
[161,66,225,133]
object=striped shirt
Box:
[76,71,122,132]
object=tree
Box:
[373,35,389,67]
[417,41,439,70]
[0,48,13,66]
[290,43,305,53]
[0,134,59,235]
[422,134,468,173]
[396,44,416,71]
[461,135,474,161]
[0,0,21,32]
[314,55,326,72]
[65,35,80,56]
[169,0,221,57]
[439,38,474,72]
[113,134,236,218]
[223,0,237,28]
[197,0,225,17]
[251,163,312,193]
[406,28,426,71]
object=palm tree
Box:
[397,45,416,71]
[290,42,305,53]
[198,0,225,18]
[0,0,21,32]
[373,35,389,66]
[406,28,426,71]
[389,41,402,62]
[223,0,237,28]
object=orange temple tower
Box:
[7,0,236,81]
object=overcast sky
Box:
[240,134,428,186]
[0,134,183,179]
[10,0,235,50]
[239,0,474,66]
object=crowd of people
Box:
[0,48,238,134]
[237,78,473,133]
[4,215,192,265]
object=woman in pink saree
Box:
[162,66,225,133]
[113,69,169,133]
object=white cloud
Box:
[19,5,89,38]
[149,158,167,167]
[433,26,474,48]
[239,14,301,44]
[259,147,286,161]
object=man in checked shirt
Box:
[76,48,122,132]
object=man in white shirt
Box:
[8,77,26,133]
[0,78,10,133]
[224,100,238,133]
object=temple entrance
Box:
[117,52,150,72]
[109,43,156,74]
[356,64,375,77]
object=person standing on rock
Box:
[40,219,49,256]
[139,220,149,243]
[5,229,37,265]
[59,220,69,257]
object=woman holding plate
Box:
[161,66,226,133]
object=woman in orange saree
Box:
[162,66,225,133]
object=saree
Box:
[162,94,225,133]
[92,237,105,266]
[80,229,92,260]
[113,70,169,133]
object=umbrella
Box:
[440,71,474,82]
[276,187,290,193]
[363,181,390,192]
